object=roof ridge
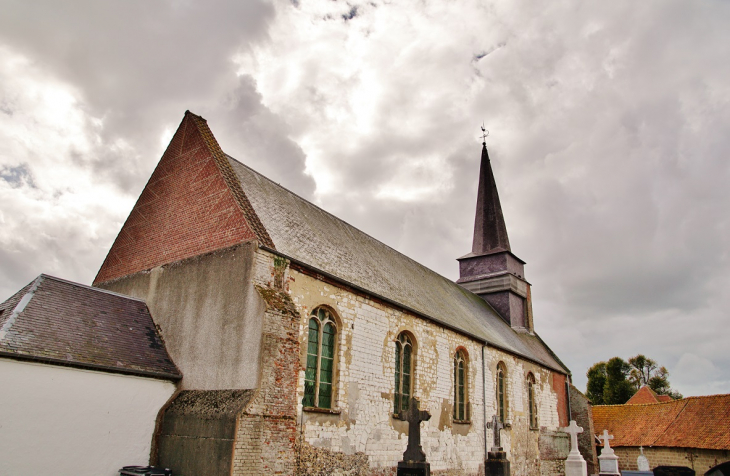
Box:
[42,274,147,302]
[225,153,462,286]
[652,398,690,446]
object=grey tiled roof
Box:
[0,275,181,379]
[227,155,567,373]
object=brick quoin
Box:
[94,112,259,284]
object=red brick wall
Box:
[552,372,569,427]
[94,113,257,284]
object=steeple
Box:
[472,142,511,254]
[457,139,534,332]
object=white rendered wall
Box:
[0,359,176,476]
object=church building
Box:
[5,110,574,475]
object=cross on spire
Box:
[480,123,489,144]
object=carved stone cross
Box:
[562,420,584,456]
[397,396,431,463]
[486,414,504,449]
[597,430,614,453]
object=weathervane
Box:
[480,123,489,144]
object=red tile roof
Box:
[592,394,730,450]
[626,385,661,404]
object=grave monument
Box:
[637,446,650,472]
[396,397,431,476]
[597,430,620,476]
[485,415,510,476]
[561,420,587,476]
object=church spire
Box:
[472,141,511,254]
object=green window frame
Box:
[527,373,537,429]
[453,349,468,421]
[394,332,414,414]
[303,307,337,409]
[496,362,507,423]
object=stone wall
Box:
[613,446,730,474]
[569,384,598,474]
[252,249,567,475]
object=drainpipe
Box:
[482,344,489,460]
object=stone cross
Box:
[597,430,615,454]
[637,446,650,471]
[561,420,587,476]
[397,396,431,463]
[486,414,504,450]
[562,420,584,456]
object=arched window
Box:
[454,349,468,421]
[303,307,338,409]
[496,362,507,423]
[527,372,537,429]
[394,332,414,414]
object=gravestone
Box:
[597,430,620,476]
[561,420,587,476]
[653,467,695,476]
[396,397,431,476]
[485,415,510,476]
[637,446,650,472]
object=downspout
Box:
[482,344,489,460]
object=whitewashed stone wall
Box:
[253,248,565,475]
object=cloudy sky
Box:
[1,0,728,397]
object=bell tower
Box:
[457,140,533,332]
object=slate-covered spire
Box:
[472,142,511,254]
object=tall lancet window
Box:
[527,372,537,428]
[453,349,468,421]
[496,362,507,423]
[394,332,414,414]
[303,307,338,409]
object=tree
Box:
[585,354,682,405]
[628,354,682,399]
[586,362,607,405]
[603,357,635,404]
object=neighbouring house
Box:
[592,393,730,474]
[625,385,673,405]
[0,274,180,476]
[2,110,576,475]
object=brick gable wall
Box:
[94,113,258,284]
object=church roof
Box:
[0,275,181,380]
[592,394,730,450]
[226,154,567,373]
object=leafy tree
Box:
[586,362,607,405]
[586,354,682,405]
[628,354,682,399]
[603,357,635,404]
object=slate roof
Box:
[592,394,730,450]
[226,154,568,373]
[0,274,181,380]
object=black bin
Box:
[119,466,173,476]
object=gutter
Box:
[259,244,568,375]
[0,350,182,382]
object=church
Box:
[2,111,573,475]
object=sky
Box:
[1,0,728,397]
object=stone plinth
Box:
[485,448,510,476]
[397,461,430,476]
